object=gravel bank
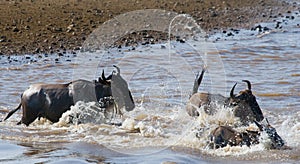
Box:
[0,0,297,55]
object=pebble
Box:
[12,27,20,32]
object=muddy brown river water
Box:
[0,9,300,164]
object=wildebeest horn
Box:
[242,80,251,90]
[230,83,237,98]
[98,69,110,85]
[113,65,120,75]
[102,70,106,81]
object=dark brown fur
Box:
[3,66,135,126]
[186,69,264,125]
[207,119,285,149]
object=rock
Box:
[227,32,234,36]
[53,27,63,32]
[24,25,30,30]
[73,47,80,50]
[12,27,19,32]
[0,36,7,42]
[35,48,40,53]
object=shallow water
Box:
[0,10,300,164]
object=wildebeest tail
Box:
[2,102,22,121]
[192,69,205,94]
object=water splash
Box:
[57,101,110,126]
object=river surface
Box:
[0,9,300,164]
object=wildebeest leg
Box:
[2,102,22,121]
[37,111,45,121]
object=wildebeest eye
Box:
[230,102,238,106]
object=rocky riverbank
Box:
[0,0,297,55]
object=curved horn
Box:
[242,80,251,90]
[113,65,120,75]
[230,83,237,98]
[102,70,106,81]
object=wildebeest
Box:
[207,118,285,149]
[2,65,135,126]
[186,69,264,125]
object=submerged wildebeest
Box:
[2,65,135,126]
[186,69,264,124]
[207,118,285,149]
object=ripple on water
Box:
[257,93,291,97]
[0,140,26,161]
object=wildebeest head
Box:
[227,80,264,124]
[108,65,135,113]
[94,69,113,99]
[94,65,135,114]
[254,118,285,149]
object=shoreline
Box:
[0,0,298,55]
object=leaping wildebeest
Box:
[186,69,264,125]
[2,65,135,126]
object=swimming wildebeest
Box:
[186,69,264,125]
[2,65,135,126]
[207,118,285,149]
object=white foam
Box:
[1,87,299,158]
[57,101,108,126]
